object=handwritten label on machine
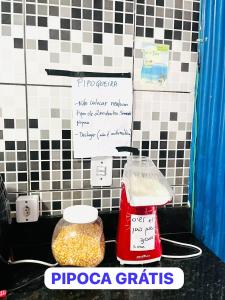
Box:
[72,77,132,158]
[130,214,156,251]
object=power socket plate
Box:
[16,195,39,223]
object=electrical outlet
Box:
[16,195,39,223]
[91,157,112,186]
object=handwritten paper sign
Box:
[72,77,133,158]
[130,214,156,251]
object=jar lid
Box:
[63,205,98,224]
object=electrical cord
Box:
[160,237,202,259]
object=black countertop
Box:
[4,233,225,300]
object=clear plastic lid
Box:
[123,156,174,206]
[63,205,98,224]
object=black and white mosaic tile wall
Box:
[0,0,199,216]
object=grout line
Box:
[22,0,31,195]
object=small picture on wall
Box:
[141,43,169,84]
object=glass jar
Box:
[52,205,105,267]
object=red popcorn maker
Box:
[116,147,174,265]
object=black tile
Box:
[186,141,191,149]
[63,151,71,159]
[193,2,200,11]
[160,169,166,176]
[124,47,132,57]
[156,18,163,27]
[159,150,166,159]
[4,119,14,128]
[49,6,59,16]
[17,141,26,150]
[52,140,60,149]
[112,198,119,207]
[137,0,144,3]
[177,150,184,158]
[63,161,71,169]
[26,16,36,26]
[164,30,172,39]
[133,121,141,130]
[174,20,182,30]
[62,141,71,149]
[93,199,101,208]
[38,40,48,51]
[156,0,164,6]
[136,27,144,37]
[41,151,50,160]
[31,172,39,181]
[29,119,38,128]
[151,141,158,149]
[83,160,91,169]
[168,150,175,158]
[142,141,149,149]
[136,15,144,26]
[1,13,10,24]
[159,160,166,168]
[83,54,92,65]
[191,43,198,52]
[5,141,15,150]
[38,17,47,27]
[125,14,133,24]
[63,171,71,179]
[72,20,81,30]
[181,63,189,72]
[113,160,120,168]
[41,161,50,170]
[72,8,81,18]
[170,112,177,121]
[94,10,102,21]
[94,22,102,32]
[62,130,71,139]
[186,132,192,140]
[146,28,154,37]
[160,141,167,149]
[192,22,199,31]
[174,30,182,40]
[94,0,102,9]
[115,13,123,23]
[18,173,27,182]
[183,21,191,31]
[93,33,102,43]
[83,9,92,19]
[13,3,22,13]
[104,23,113,33]
[14,38,23,49]
[115,1,123,11]
[160,131,168,140]
[30,151,39,160]
[136,5,144,15]
[177,141,185,149]
[146,6,154,16]
[60,18,70,29]
[6,163,16,172]
[193,12,199,22]
[115,24,123,34]
[53,202,61,210]
[31,182,39,190]
[41,141,49,149]
[1,2,11,12]
[192,32,198,42]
